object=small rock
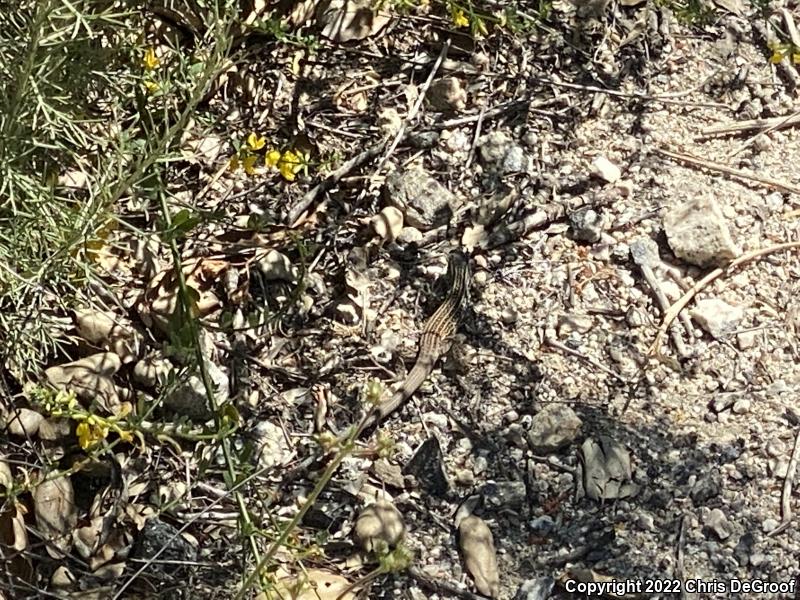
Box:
[479,131,528,175]
[515,577,555,600]
[690,299,744,339]
[637,512,656,531]
[690,474,721,505]
[397,226,423,244]
[663,196,741,267]
[354,500,406,552]
[625,306,647,328]
[591,156,621,183]
[761,518,779,534]
[456,469,476,486]
[500,308,518,325]
[165,360,229,420]
[529,516,555,536]
[736,330,757,350]
[5,408,44,437]
[384,166,458,230]
[569,207,604,243]
[732,398,751,414]
[132,518,197,574]
[371,459,406,489]
[527,404,582,453]
[481,480,527,509]
[371,206,404,242]
[705,508,733,540]
[427,77,467,112]
[749,552,767,567]
[711,395,734,413]
[558,313,594,335]
[258,250,296,282]
[473,455,488,475]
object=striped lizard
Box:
[355,250,470,437]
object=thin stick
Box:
[374,38,451,173]
[728,109,800,158]
[766,426,800,538]
[648,241,800,355]
[653,147,800,195]
[287,141,388,226]
[698,112,800,139]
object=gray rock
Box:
[384,166,458,230]
[479,131,528,175]
[762,518,779,534]
[529,516,556,536]
[732,398,751,414]
[690,298,744,339]
[257,249,296,282]
[408,131,439,148]
[515,577,555,600]
[558,313,594,335]
[527,404,582,452]
[165,360,229,420]
[663,196,740,267]
[427,77,467,112]
[705,508,733,540]
[482,480,527,509]
[569,207,604,243]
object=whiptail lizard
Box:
[355,250,471,437]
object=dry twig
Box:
[653,147,800,196]
[766,426,800,538]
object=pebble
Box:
[527,404,582,452]
[371,206,404,242]
[663,196,741,267]
[705,508,733,540]
[569,207,604,243]
[591,156,621,183]
[731,398,751,414]
[427,77,467,111]
[690,299,744,339]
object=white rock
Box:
[371,206,404,242]
[663,197,741,267]
[592,156,621,183]
[690,299,744,339]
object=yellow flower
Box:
[770,50,785,64]
[243,154,259,175]
[247,132,266,151]
[143,47,160,70]
[144,80,160,94]
[76,420,108,450]
[229,154,240,171]
[278,149,303,182]
[452,8,469,28]
[793,52,800,65]
[265,148,281,167]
